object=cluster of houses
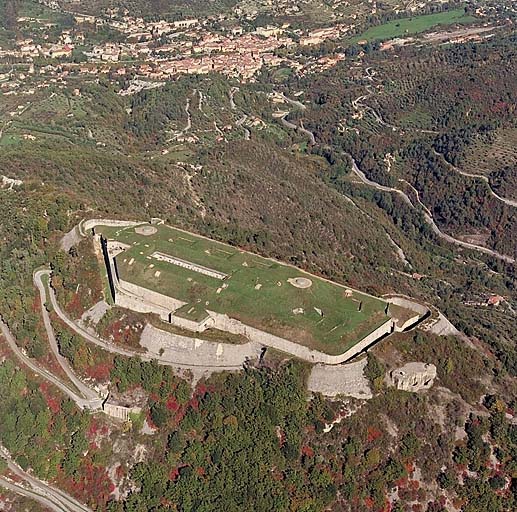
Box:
[0,5,356,84]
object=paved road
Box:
[276,92,306,111]
[0,319,102,411]
[348,155,515,264]
[0,447,92,512]
[229,87,238,110]
[230,87,251,139]
[0,477,73,512]
[279,112,316,145]
[34,270,101,402]
[168,97,191,142]
[272,91,315,145]
[37,270,247,372]
[432,149,517,208]
[351,77,439,135]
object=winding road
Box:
[34,270,102,403]
[273,91,316,145]
[352,70,439,136]
[229,86,251,140]
[348,155,515,264]
[0,447,92,512]
[432,149,517,208]
[168,97,192,142]
[0,319,102,411]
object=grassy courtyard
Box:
[97,224,390,355]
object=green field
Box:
[98,224,390,355]
[353,8,476,43]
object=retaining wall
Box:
[103,403,142,421]
[116,278,186,320]
[110,268,396,364]
[81,219,141,234]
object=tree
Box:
[364,353,385,391]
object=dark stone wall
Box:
[100,236,116,303]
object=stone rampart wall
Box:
[103,403,142,421]
[396,314,421,332]
[116,278,185,320]
[334,319,394,362]
[209,311,395,365]
[112,273,395,364]
[386,296,430,332]
[98,237,398,364]
[386,296,429,315]
[82,219,141,233]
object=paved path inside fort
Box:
[140,324,262,368]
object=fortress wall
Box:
[82,219,141,233]
[330,319,394,363]
[115,291,170,320]
[116,278,186,316]
[140,323,260,366]
[168,313,213,333]
[106,255,396,365]
[386,296,430,332]
[396,314,422,332]
[114,277,395,364]
[209,312,395,364]
[103,403,142,421]
[386,296,429,315]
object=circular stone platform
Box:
[135,225,158,236]
[287,277,312,289]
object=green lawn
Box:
[353,8,476,43]
[98,224,390,355]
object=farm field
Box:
[353,8,476,43]
[97,224,391,355]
